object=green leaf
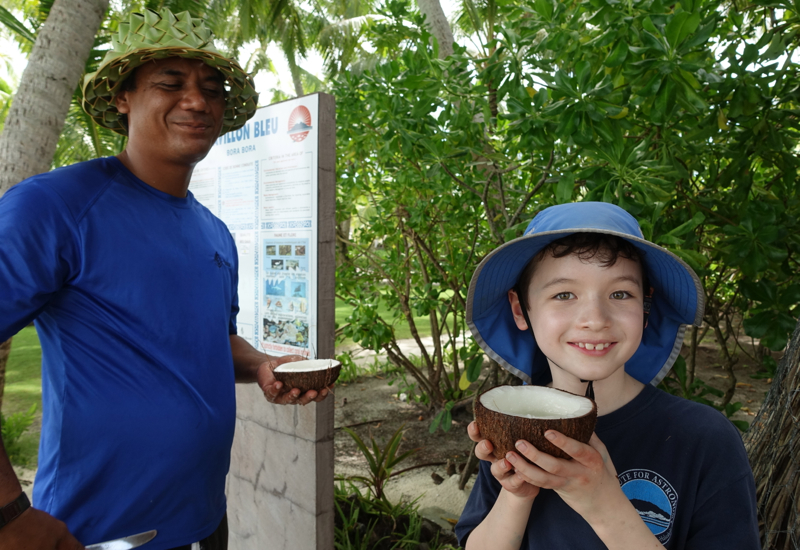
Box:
[763,32,785,60]
[641,31,668,54]
[555,106,579,136]
[557,172,575,204]
[466,355,483,382]
[554,69,578,97]
[665,12,700,49]
[0,6,36,43]
[652,77,676,124]
[429,411,442,433]
[672,249,707,273]
[731,420,750,433]
[604,40,629,67]
[533,0,555,21]
[574,113,593,145]
[441,410,453,432]
[680,18,716,51]
[664,212,705,238]
[343,427,379,475]
[575,60,591,91]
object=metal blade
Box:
[86,530,157,550]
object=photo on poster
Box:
[264,279,286,296]
[291,281,307,298]
[262,316,309,349]
[262,237,310,274]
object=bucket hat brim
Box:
[82,9,258,136]
[466,202,705,386]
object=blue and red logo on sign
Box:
[287,106,313,142]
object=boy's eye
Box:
[554,292,574,300]
[611,290,631,299]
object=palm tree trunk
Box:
[0,0,108,194]
[287,52,305,97]
[744,318,800,548]
[0,0,108,404]
[416,0,454,59]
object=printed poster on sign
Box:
[188,96,320,357]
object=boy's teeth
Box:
[577,342,609,350]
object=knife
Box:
[86,530,157,550]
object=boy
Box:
[456,202,759,549]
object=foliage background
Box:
[334,0,799,426]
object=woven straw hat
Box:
[82,8,258,136]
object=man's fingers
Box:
[59,535,86,550]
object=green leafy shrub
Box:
[336,425,459,549]
[0,404,37,465]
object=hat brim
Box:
[467,228,704,386]
[82,47,258,136]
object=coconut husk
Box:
[474,385,597,461]
[274,360,341,394]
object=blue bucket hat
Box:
[466,202,704,386]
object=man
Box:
[0,9,328,549]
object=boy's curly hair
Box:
[516,232,649,300]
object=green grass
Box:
[0,302,444,465]
[3,326,43,467]
[336,297,458,343]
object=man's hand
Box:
[467,421,540,501]
[0,507,85,550]
[256,354,333,405]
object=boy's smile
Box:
[511,251,645,391]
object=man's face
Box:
[114,56,226,165]
[513,251,645,385]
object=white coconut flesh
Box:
[274,359,340,373]
[481,386,593,419]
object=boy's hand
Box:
[506,430,623,522]
[467,421,540,501]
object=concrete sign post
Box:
[189,93,336,549]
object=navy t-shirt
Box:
[456,384,760,549]
[0,157,238,548]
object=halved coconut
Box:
[274,359,341,393]
[474,385,597,461]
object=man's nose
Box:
[180,82,211,111]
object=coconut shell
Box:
[474,385,597,461]
[274,359,341,394]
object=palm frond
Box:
[0,5,36,43]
